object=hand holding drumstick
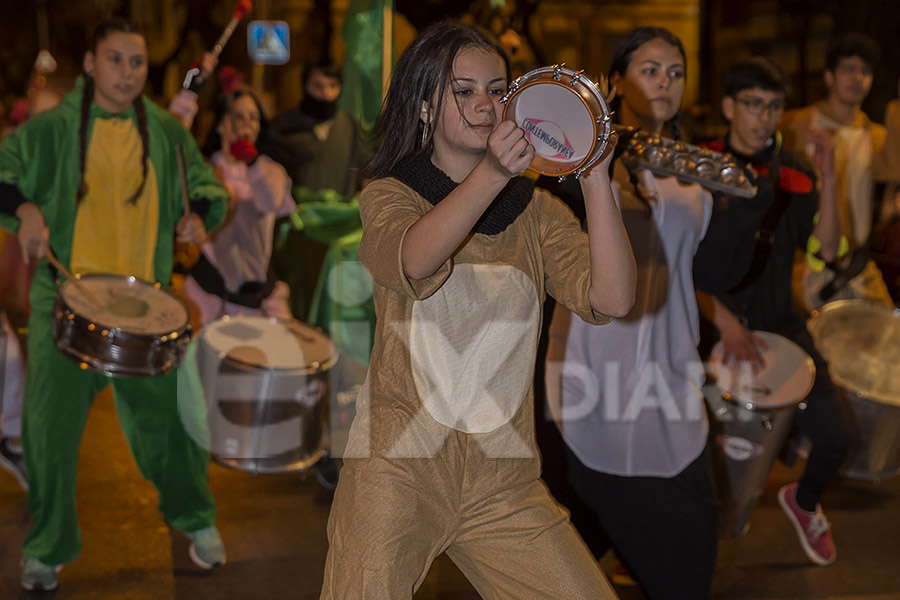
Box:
[14,202,49,265]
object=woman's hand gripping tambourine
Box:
[500,64,615,180]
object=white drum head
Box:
[807,300,900,407]
[202,315,335,371]
[709,331,815,409]
[60,274,188,335]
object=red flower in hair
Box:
[218,66,244,94]
[230,138,258,164]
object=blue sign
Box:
[248,20,290,65]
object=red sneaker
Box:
[777,482,836,566]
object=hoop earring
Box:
[420,121,430,149]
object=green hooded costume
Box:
[0,79,227,565]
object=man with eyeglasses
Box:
[781,33,892,309]
[694,57,849,567]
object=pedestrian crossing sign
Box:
[248,20,290,65]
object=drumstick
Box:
[175,145,191,216]
[46,252,106,309]
[183,0,253,91]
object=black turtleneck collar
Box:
[390,153,535,236]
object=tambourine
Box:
[500,64,613,180]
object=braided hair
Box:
[76,18,149,205]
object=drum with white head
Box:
[705,331,815,538]
[197,315,337,474]
[52,274,191,377]
[807,300,900,479]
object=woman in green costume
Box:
[0,18,229,592]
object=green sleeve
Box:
[176,125,227,233]
[0,127,31,233]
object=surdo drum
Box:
[52,274,191,378]
[807,300,900,480]
[197,315,338,474]
[705,331,815,538]
[501,64,613,179]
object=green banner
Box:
[339,0,393,132]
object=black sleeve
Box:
[781,156,819,251]
[189,197,212,220]
[693,184,772,294]
[0,182,27,218]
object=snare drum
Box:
[197,315,338,474]
[501,64,613,179]
[52,274,191,378]
[807,300,900,479]
[705,331,815,538]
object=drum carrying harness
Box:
[728,134,789,294]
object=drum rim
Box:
[53,339,182,378]
[200,315,339,373]
[58,273,190,335]
[709,331,815,410]
[501,65,611,177]
[807,299,900,407]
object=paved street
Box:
[1,388,898,599]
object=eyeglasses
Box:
[735,97,786,116]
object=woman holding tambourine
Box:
[320,21,634,599]
[544,27,737,599]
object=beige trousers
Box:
[320,455,617,599]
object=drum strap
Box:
[818,243,870,301]
[728,143,787,294]
[191,254,276,309]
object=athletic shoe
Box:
[187,526,226,569]
[777,482,836,566]
[0,438,28,491]
[21,556,61,591]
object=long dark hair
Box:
[77,18,149,205]
[365,22,510,179]
[609,26,686,141]
[201,87,274,159]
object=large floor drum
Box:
[807,300,900,480]
[705,331,815,538]
[198,315,337,474]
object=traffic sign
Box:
[247,20,290,65]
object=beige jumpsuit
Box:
[320,177,619,599]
